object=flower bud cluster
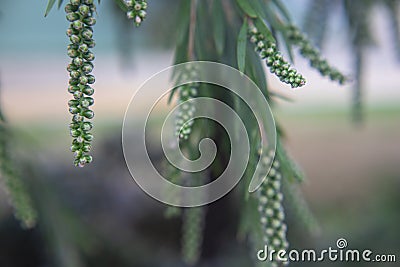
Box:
[257,150,289,267]
[175,65,199,140]
[287,24,347,84]
[65,0,96,167]
[124,0,147,26]
[249,26,306,88]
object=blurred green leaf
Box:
[57,0,64,9]
[237,19,248,73]
[276,139,305,182]
[114,0,128,12]
[44,0,56,17]
[254,17,275,43]
[246,45,268,98]
[213,0,226,56]
[175,0,191,50]
[271,0,292,22]
[236,0,257,18]
[261,2,285,32]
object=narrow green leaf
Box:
[246,45,268,99]
[261,2,285,32]
[176,0,191,47]
[237,19,248,73]
[213,0,226,56]
[114,0,128,12]
[57,0,64,9]
[236,0,257,18]
[271,0,292,23]
[254,18,276,43]
[44,0,56,17]
[282,33,295,63]
[276,140,305,182]
[250,0,269,21]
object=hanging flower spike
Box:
[287,24,347,85]
[182,207,205,265]
[257,150,289,267]
[66,0,96,167]
[175,65,199,140]
[249,26,306,89]
[125,0,147,27]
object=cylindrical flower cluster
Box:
[249,26,306,88]
[182,207,205,265]
[125,0,147,26]
[257,151,289,267]
[175,66,199,140]
[65,0,96,167]
[287,24,346,84]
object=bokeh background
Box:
[0,0,399,266]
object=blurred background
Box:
[0,0,399,266]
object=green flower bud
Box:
[73,114,84,122]
[66,28,74,37]
[78,43,89,53]
[82,109,94,119]
[138,10,146,18]
[68,99,79,107]
[81,121,93,131]
[67,48,79,58]
[70,143,80,152]
[84,39,95,48]
[70,0,81,6]
[81,97,94,107]
[84,154,93,163]
[78,5,90,16]
[125,0,134,7]
[70,129,81,137]
[83,133,93,142]
[82,85,94,95]
[69,122,80,129]
[83,17,96,26]
[76,158,86,167]
[72,20,84,30]
[70,34,80,44]
[126,10,135,20]
[73,57,84,66]
[81,143,91,152]
[81,62,93,74]
[70,70,80,79]
[87,74,95,84]
[69,78,79,86]
[75,152,85,161]
[65,3,78,13]
[79,75,88,85]
[81,27,93,39]
[134,16,142,26]
[67,43,78,50]
[66,12,80,22]
[83,52,95,61]
[73,91,83,99]
[68,85,80,93]
[69,106,80,114]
